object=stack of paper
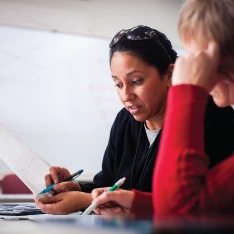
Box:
[0,204,44,216]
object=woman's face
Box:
[110,52,172,130]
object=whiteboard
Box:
[0,25,186,180]
[0,25,123,179]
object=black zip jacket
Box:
[80,96,234,193]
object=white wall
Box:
[0,0,184,48]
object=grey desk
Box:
[0,214,149,234]
[0,220,142,234]
[0,201,152,234]
[2,207,234,234]
[0,194,34,203]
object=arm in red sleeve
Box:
[130,190,153,219]
[153,85,234,217]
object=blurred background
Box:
[0,0,186,184]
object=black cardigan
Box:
[80,96,234,193]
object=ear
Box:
[166,64,174,88]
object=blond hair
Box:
[178,0,234,60]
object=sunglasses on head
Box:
[109,25,172,63]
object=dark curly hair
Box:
[109,26,177,77]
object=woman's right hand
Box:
[172,41,220,92]
[45,166,81,194]
[91,188,134,217]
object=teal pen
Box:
[81,177,126,217]
[38,169,83,195]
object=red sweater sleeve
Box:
[153,85,234,217]
[130,190,153,218]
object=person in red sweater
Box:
[91,0,234,218]
[153,0,234,217]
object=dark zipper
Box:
[130,123,158,190]
[139,140,156,189]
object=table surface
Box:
[0,212,150,234]
[1,201,234,234]
[2,214,234,234]
[0,219,140,234]
[0,194,34,203]
[0,200,152,234]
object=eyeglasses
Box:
[109,25,172,63]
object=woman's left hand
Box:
[34,191,92,215]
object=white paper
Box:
[0,122,50,195]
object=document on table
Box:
[0,122,50,195]
[0,203,44,216]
